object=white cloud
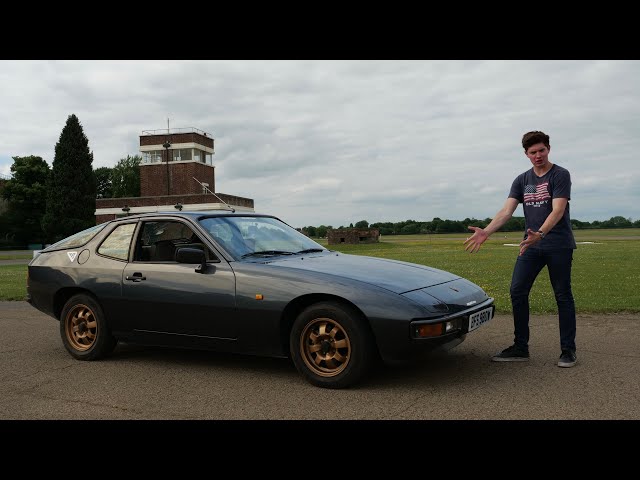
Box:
[1,60,639,227]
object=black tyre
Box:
[59,293,117,361]
[290,301,376,389]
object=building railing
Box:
[141,157,213,166]
[141,127,212,137]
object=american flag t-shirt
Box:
[508,165,576,249]
[524,182,550,203]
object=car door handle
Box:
[125,273,147,282]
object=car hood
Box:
[263,252,460,294]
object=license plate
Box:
[468,307,493,332]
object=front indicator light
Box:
[416,323,444,338]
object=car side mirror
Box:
[175,247,207,273]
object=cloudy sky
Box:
[1,60,638,228]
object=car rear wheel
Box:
[290,301,376,389]
[60,293,117,360]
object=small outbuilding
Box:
[327,228,379,245]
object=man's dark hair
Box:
[522,131,550,151]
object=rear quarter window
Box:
[44,223,108,251]
[97,223,136,260]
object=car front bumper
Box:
[376,298,495,365]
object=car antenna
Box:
[193,177,235,212]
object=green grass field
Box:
[317,229,640,314]
[0,264,28,301]
[1,229,639,312]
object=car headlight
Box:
[401,289,449,314]
[413,318,463,338]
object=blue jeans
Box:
[510,248,576,352]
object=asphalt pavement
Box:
[1,301,639,420]
[0,251,33,265]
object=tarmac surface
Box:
[0,259,31,265]
[1,301,639,420]
[0,251,34,265]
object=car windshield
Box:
[198,216,326,260]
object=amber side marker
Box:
[416,323,443,338]
[255,294,264,300]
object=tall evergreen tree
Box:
[42,114,96,242]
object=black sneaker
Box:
[558,350,577,368]
[492,344,529,362]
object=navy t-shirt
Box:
[509,164,576,250]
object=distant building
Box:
[327,228,379,245]
[95,127,254,223]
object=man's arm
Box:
[518,197,568,255]
[464,197,519,253]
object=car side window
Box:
[134,221,218,263]
[97,223,136,261]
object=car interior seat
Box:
[153,240,176,261]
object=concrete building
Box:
[95,127,254,223]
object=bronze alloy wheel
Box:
[65,303,98,351]
[300,317,351,377]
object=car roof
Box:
[112,211,278,222]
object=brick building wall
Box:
[140,162,215,197]
[140,132,214,149]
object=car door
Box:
[121,218,238,341]
[93,221,145,334]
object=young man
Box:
[463,131,577,367]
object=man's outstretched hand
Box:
[464,226,488,253]
[518,228,542,256]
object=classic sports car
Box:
[27,212,494,389]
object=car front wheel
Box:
[60,293,117,360]
[290,301,376,389]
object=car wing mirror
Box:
[175,247,207,273]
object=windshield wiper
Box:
[296,248,326,254]
[241,250,296,258]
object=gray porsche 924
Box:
[27,212,494,389]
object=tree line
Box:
[301,215,640,238]
[0,114,141,248]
